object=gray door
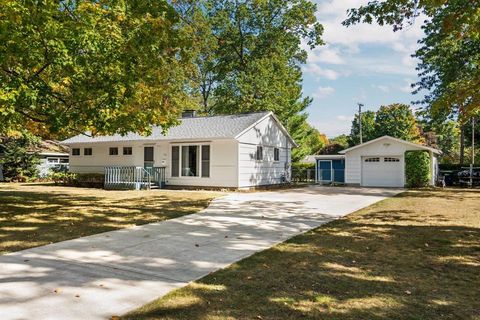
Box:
[144,146,154,169]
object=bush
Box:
[47,172,104,188]
[405,151,431,188]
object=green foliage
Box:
[318,134,348,155]
[48,171,104,187]
[0,132,40,181]
[349,110,376,146]
[421,117,460,164]
[289,114,328,162]
[375,104,422,142]
[405,151,431,188]
[48,171,77,185]
[175,0,325,161]
[0,0,194,136]
[343,0,480,119]
[292,162,315,170]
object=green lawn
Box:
[125,189,480,320]
[0,183,219,254]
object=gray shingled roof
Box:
[62,112,271,144]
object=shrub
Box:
[47,172,104,188]
[405,151,431,188]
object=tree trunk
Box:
[460,123,465,165]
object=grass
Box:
[0,183,220,254]
[125,188,480,320]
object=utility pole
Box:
[358,103,364,144]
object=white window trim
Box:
[171,143,211,179]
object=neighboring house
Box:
[32,140,70,177]
[61,111,296,189]
[314,136,441,187]
[0,138,69,180]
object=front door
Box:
[144,146,154,170]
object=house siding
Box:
[237,116,291,187]
[166,140,238,188]
[69,142,144,173]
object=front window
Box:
[123,147,132,155]
[109,147,118,156]
[171,145,210,178]
[84,148,92,156]
[47,158,60,164]
[72,148,80,156]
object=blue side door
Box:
[318,160,332,182]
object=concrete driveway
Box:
[0,186,402,320]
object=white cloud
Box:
[399,78,414,93]
[337,115,353,121]
[372,84,390,92]
[312,86,336,99]
[311,115,354,137]
[307,45,345,65]
[304,64,340,80]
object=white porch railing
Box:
[104,166,153,190]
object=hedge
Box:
[48,172,105,188]
[405,150,431,188]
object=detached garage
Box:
[339,136,441,188]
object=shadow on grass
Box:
[125,191,480,320]
[0,188,214,254]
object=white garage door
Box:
[361,156,403,187]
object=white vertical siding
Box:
[237,116,292,187]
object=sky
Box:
[303,0,426,138]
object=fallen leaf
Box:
[425,243,429,247]
[75,294,80,298]
[405,290,412,295]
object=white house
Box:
[61,111,296,189]
[339,135,441,187]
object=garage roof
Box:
[339,135,442,155]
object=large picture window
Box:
[171,145,210,178]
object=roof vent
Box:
[181,110,197,118]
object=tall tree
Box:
[0,132,40,181]
[0,0,194,137]
[349,110,376,146]
[343,0,480,119]
[375,104,422,142]
[175,0,324,159]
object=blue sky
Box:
[303,0,425,137]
